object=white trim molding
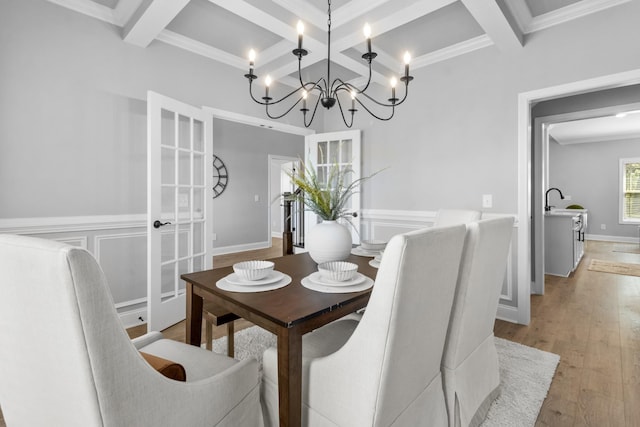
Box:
[0,214,146,235]
[360,208,519,323]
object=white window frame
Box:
[619,157,640,224]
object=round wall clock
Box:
[212,155,228,198]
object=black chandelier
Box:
[244,0,413,128]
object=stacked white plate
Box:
[216,270,291,292]
[301,271,374,293]
[369,251,383,268]
[351,239,387,257]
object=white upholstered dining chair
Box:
[261,224,467,427]
[433,209,481,227]
[0,234,263,427]
[441,217,514,427]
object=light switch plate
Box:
[482,194,493,208]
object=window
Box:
[620,157,640,223]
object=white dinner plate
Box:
[216,274,291,293]
[369,259,380,269]
[224,270,284,286]
[307,271,367,287]
[351,247,379,257]
[301,276,373,293]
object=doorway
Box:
[517,69,640,324]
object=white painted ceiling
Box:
[46,0,633,137]
[549,110,640,145]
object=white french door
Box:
[305,130,362,244]
[147,91,212,332]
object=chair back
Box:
[443,217,514,369]
[434,209,481,227]
[337,225,466,426]
[0,235,163,425]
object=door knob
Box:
[153,220,171,229]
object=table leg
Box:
[277,326,302,427]
[186,282,203,346]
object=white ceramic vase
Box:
[306,220,352,264]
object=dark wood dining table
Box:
[181,252,378,427]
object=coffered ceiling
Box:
[45,0,635,138]
[47,0,630,89]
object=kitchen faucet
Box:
[545,187,565,211]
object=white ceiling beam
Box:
[460,0,523,52]
[527,0,631,34]
[331,0,392,29]
[156,30,246,69]
[46,0,117,25]
[113,0,145,27]
[411,35,493,69]
[271,0,326,30]
[332,0,456,56]
[123,0,190,48]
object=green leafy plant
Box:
[286,161,381,221]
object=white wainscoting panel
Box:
[0,215,149,328]
[361,209,520,324]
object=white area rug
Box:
[211,326,559,427]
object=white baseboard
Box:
[496,304,519,324]
[119,307,147,329]
[212,240,271,256]
[586,234,639,244]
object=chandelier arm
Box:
[248,80,270,106]
[303,95,323,128]
[243,0,411,126]
[334,95,354,128]
[265,96,306,120]
[353,96,396,121]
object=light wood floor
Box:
[2,239,639,426]
[494,240,640,426]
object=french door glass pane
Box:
[193,153,204,186]
[329,140,340,163]
[193,255,204,272]
[178,224,190,259]
[161,148,175,185]
[161,262,175,294]
[161,187,176,221]
[178,115,190,149]
[193,188,204,218]
[193,119,204,152]
[193,222,204,253]
[161,226,175,262]
[161,109,175,147]
[178,188,190,217]
[179,151,191,185]
[317,141,327,164]
[340,139,352,163]
[178,260,189,291]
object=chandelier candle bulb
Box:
[248,49,256,73]
[363,23,372,54]
[302,90,307,110]
[390,77,397,102]
[404,51,411,78]
[264,75,271,100]
[297,21,304,50]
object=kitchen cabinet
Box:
[544,211,586,277]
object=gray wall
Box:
[549,138,640,238]
[322,1,640,217]
[0,0,318,220]
[211,120,303,249]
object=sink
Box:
[546,208,587,217]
